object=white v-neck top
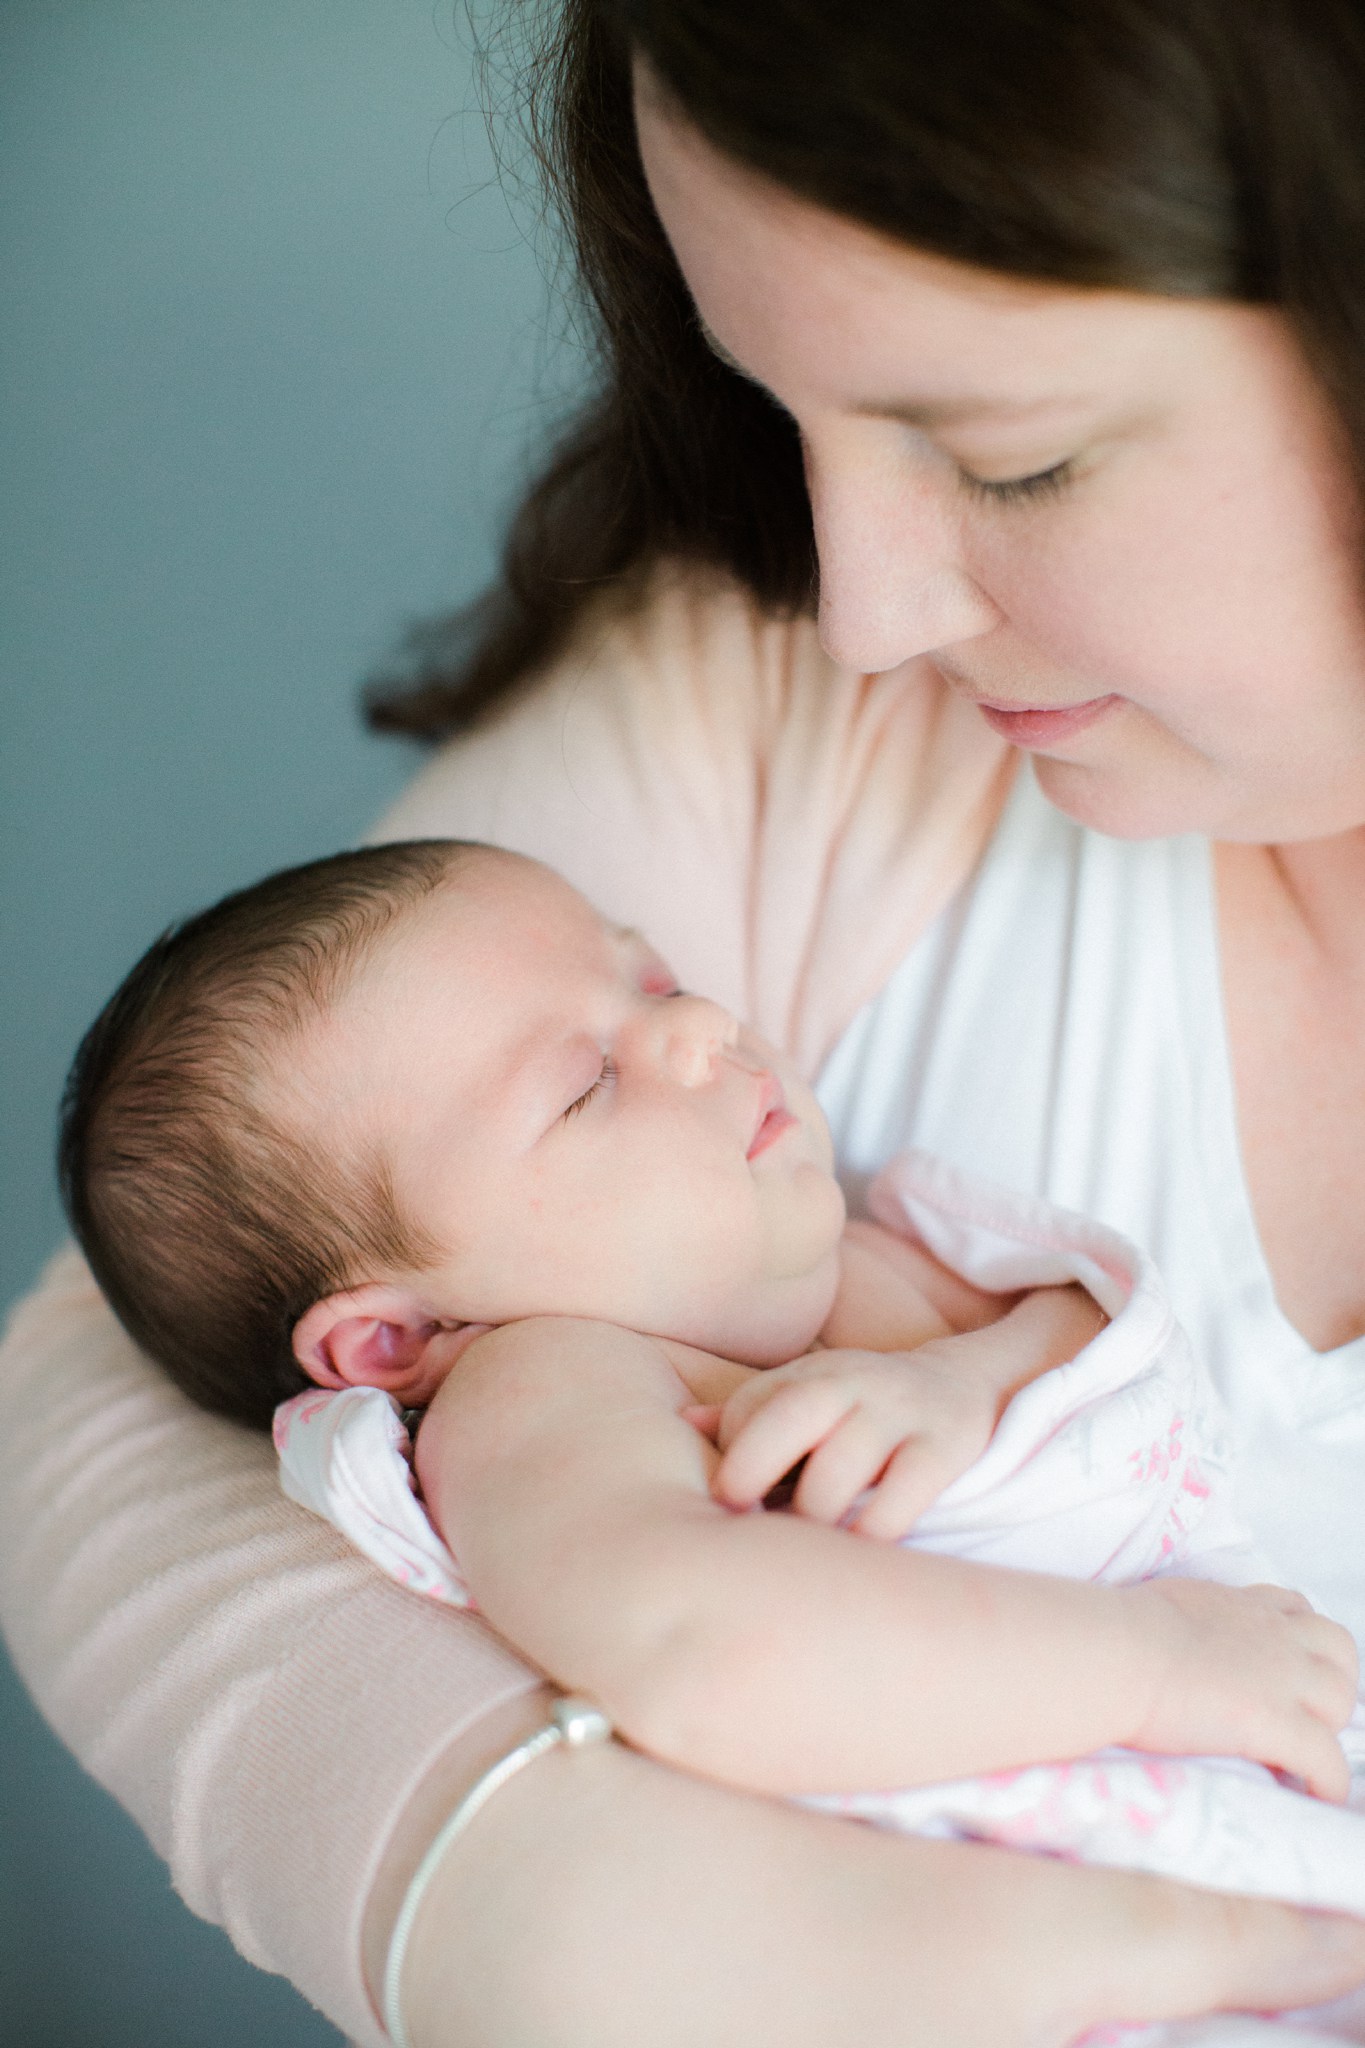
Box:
[818,763,1365,1646]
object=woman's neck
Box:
[1252,829,1365,980]
[1215,829,1365,1352]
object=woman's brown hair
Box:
[369,0,1365,739]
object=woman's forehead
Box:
[635,83,1243,415]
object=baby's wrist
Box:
[982,1285,1107,1405]
[1109,1581,1192,1751]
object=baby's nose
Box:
[656,997,740,1088]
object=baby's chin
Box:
[675,1247,843,1367]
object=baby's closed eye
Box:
[563,1060,616,1120]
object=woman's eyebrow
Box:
[854,392,1099,429]
[695,317,1096,427]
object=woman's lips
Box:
[747,1075,798,1160]
[975,695,1121,747]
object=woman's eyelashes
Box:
[562,1060,617,1121]
[956,457,1076,506]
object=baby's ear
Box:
[293,1284,490,1406]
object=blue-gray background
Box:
[1,4,585,2038]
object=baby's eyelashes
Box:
[562,1059,616,1121]
[626,931,682,998]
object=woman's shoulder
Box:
[377,562,846,823]
[376,559,1008,866]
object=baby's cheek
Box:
[762,1163,847,1279]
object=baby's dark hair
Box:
[59,840,482,1430]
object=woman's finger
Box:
[1056,1875,1365,2037]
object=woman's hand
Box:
[1121,1577,1360,1801]
[382,1703,1365,2048]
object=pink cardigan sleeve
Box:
[0,570,1010,2043]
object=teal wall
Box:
[0,4,584,2038]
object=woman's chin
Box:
[1031,752,1229,842]
[1035,751,1365,845]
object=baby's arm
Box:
[414,1317,1356,1801]
[823,1216,1022,1347]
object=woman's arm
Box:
[416,1317,1356,1799]
[383,1707,1365,2048]
[10,1266,1359,2048]
[0,1250,548,2047]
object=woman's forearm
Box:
[377,1709,1365,2048]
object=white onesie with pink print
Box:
[275,1151,1365,2036]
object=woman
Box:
[5,1,1365,2041]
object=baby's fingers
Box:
[851,1433,975,1541]
[1280,1715,1352,1805]
[1301,1614,1359,1727]
[1247,1585,1359,1729]
[1305,1631,1361,1735]
[711,1383,850,1509]
[790,1407,905,1527]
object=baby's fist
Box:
[709,1346,999,1539]
[1125,1578,1358,1801]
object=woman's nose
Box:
[627,995,740,1088]
[805,431,1002,674]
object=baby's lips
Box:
[746,1071,799,1159]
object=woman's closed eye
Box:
[562,1060,616,1121]
[956,457,1076,507]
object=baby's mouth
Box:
[747,1074,798,1161]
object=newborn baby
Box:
[61,839,1365,2035]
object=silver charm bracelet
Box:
[382,1694,614,2048]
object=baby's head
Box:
[61,842,845,1429]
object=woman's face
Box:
[635,84,1365,843]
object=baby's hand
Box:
[1122,1577,1359,1801]
[700,1344,1001,1539]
